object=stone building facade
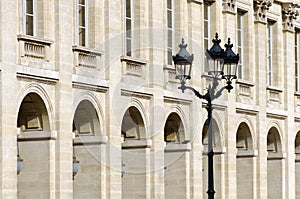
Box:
[0,0,300,198]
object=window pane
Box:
[167,11,172,28]
[126,0,131,18]
[26,0,33,15]
[167,0,172,9]
[79,0,85,5]
[26,15,34,36]
[78,6,85,27]
[204,4,208,19]
[167,50,172,65]
[79,28,85,46]
[126,38,131,56]
[126,19,131,33]
[168,30,172,48]
[204,22,208,38]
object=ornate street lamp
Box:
[173,33,239,199]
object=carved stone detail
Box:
[223,0,236,14]
[254,0,273,23]
[282,3,299,32]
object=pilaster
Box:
[54,0,74,198]
[282,4,298,198]
[0,0,18,198]
[254,13,269,199]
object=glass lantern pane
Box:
[175,64,184,77]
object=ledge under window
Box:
[72,46,103,68]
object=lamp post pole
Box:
[172,33,239,199]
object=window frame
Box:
[166,0,174,65]
[267,21,273,86]
[22,0,36,36]
[295,30,300,91]
[237,11,244,79]
[203,2,211,72]
[125,0,133,56]
[77,0,88,47]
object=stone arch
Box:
[164,112,185,143]
[236,122,255,199]
[17,92,50,132]
[166,105,188,136]
[202,118,222,148]
[267,125,284,199]
[267,126,282,153]
[236,122,253,150]
[16,83,54,131]
[73,92,105,136]
[121,105,146,140]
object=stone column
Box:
[253,1,272,198]
[222,1,238,198]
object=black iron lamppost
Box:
[172,33,239,199]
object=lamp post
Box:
[172,33,239,199]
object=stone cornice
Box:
[282,3,299,32]
[254,0,273,23]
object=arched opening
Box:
[164,112,185,143]
[17,93,51,198]
[164,112,189,199]
[121,106,146,140]
[17,92,50,132]
[267,127,283,199]
[202,118,223,199]
[73,100,102,198]
[236,122,254,199]
[121,106,149,199]
[295,131,300,199]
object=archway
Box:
[267,127,283,199]
[236,122,254,199]
[17,92,52,198]
[121,106,149,199]
[73,100,103,198]
[164,112,189,199]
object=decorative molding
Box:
[72,81,109,93]
[122,139,152,149]
[223,0,236,14]
[267,152,286,160]
[282,3,299,32]
[72,46,103,68]
[237,149,258,157]
[121,89,152,99]
[254,0,273,23]
[18,131,57,142]
[164,142,191,152]
[120,56,147,78]
[163,96,192,105]
[73,135,108,146]
[187,0,202,4]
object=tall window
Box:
[295,31,300,91]
[204,3,210,72]
[78,0,88,47]
[167,0,173,65]
[125,0,133,56]
[23,0,36,36]
[267,21,273,86]
[237,11,244,79]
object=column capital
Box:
[222,0,236,14]
[282,3,299,32]
[254,0,273,23]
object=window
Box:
[203,3,210,72]
[22,0,36,36]
[296,30,300,91]
[125,0,133,56]
[267,21,273,86]
[237,11,244,79]
[77,0,88,47]
[166,0,173,65]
